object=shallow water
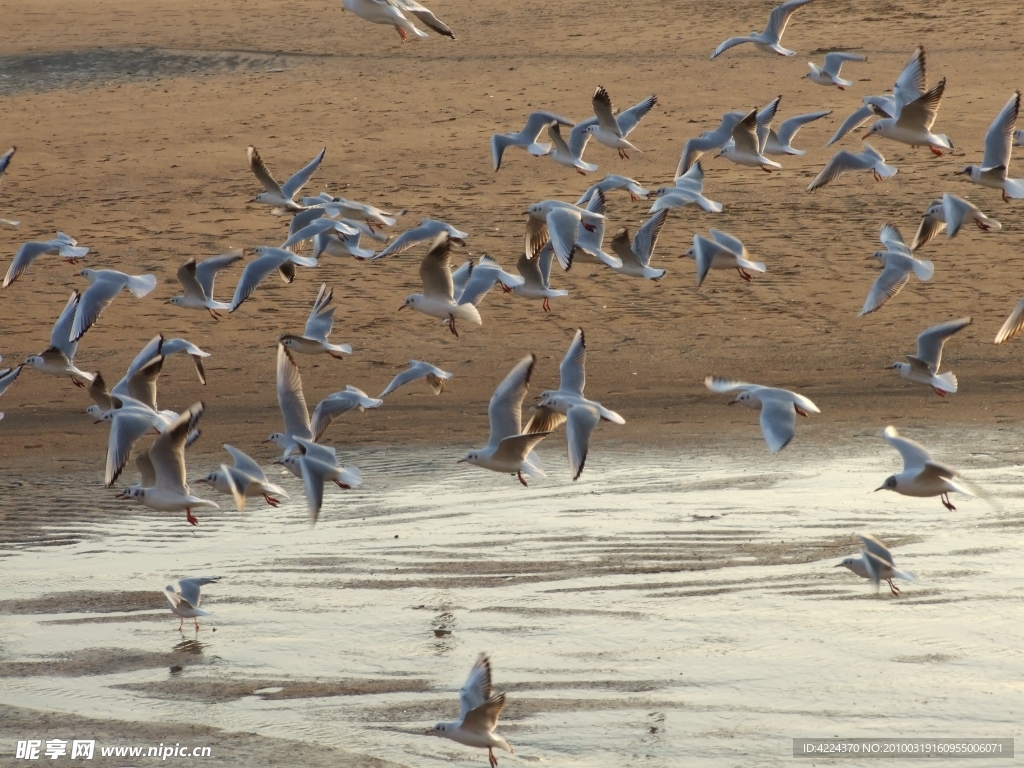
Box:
[2,440,1024,766]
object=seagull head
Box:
[194,471,220,486]
[835,556,865,577]
[85,404,104,419]
[264,432,288,449]
[875,475,898,492]
[886,362,908,374]
[425,723,448,737]
[166,295,185,307]
[79,267,95,279]
[273,456,302,478]
[866,122,883,136]
[458,451,478,466]
[728,391,758,409]
[399,295,419,311]
[956,165,976,178]
[23,354,42,367]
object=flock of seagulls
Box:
[3,0,1023,763]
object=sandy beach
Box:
[2,0,1024,763]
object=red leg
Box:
[888,579,900,596]
[941,493,956,511]
[1003,189,1010,203]
[760,165,772,173]
[394,25,407,42]
[929,146,943,157]
[517,471,528,487]
[448,316,459,337]
[263,493,280,507]
[932,386,946,397]
[977,220,989,231]
[575,166,586,175]
[207,308,221,320]
[333,480,351,489]
[500,282,512,294]
[194,617,200,631]
[178,617,184,631]
[542,297,551,313]
[619,148,630,160]
[489,747,497,767]
[873,169,882,181]
[737,267,752,282]
[580,221,596,232]
[795,405,809,417]
[72,376,86,388]
[186,509,199,526]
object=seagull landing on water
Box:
[836,535,914,597]
[164,576,221,631]
[887,318,971,397]
[705,376,819,453]
[956,91,1024,201]
[710,0,813,59]
[426,654,513,768]
[876,425,971,511]
[460,354,550,486]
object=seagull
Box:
[113,335,210,394]
[583,87,657,159]
[921,193,1001,242]
[164,576,221,631]
[686,230,766,286]
[860,224,933,316]
[866,78,951,155]
[228,246,318,313]
[265,343,314,457]
[608,209,668,280]
[450,255,525,317]
[0,147,16,226]
[510,250,567,312]
[310,386,383,442]
[995,296,1024,345]
[279,215,360,255]
[807,143,897,191]
[719,95,782,159]
[341,0,454,42]
[876,425,970,511]
[710,0,813,59]
[301,193,400,230]
[460,354,550,486]
[24,291,95,387]
[400,233,482,337]
[3,233,90,288]
[715,109,782,171]
[491,110,575,171]
[71,269,158,342]
[121,402,219,525]
[372,219,468,259]
[550,189,621,272]
[524,329,624,480]
[277,284,353,359]
[676,111,746,176]
[542,122,597,174]
[274,438,362,524]
[836,535,914,596]
[313,226,379,260]
[887,318,971,397]
[956,92,1024,201]
[167,252,241,318]
[379,360,453,398]
[826,47,925,146]
[576,175,650,205]
[247,145,325,213]
[704,376,820,453]
[195,445,290,512]
[762,110,831,154]
[806,52,866,89]
[0,361,22,397]
[650,161,723,213]
[426,654,513,768]
[524,200,605,271]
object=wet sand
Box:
[3,0,1024,763]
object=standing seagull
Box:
[525,329,625,481]
[122,403,220,526]
[460,354,550,486]
[426,654,513,768]
[23,291,95,387]
[583,87,658,159]
[247,145,325,212]
[278,284,353,359]
[806,52,866,89]
[836,535,914,597]
[4,233,90,287]
[167,252,241,318]
[400,233,482,337]
[491,110,575,172]
[0,147,16,226]
[710,0,813,59]
[876,425,970,510]
[860,224,933,316]
[887,317,971,396]
[164,576,221,631]
[956,92,1024,201]
[341,0,454,42]
[705,376,820,453]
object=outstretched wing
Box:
[458,654,493,722]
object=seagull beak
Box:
[261,438,273,444]
[272,459,284,466]
[727,399,739,405]
[884,364,896,370]
[873,485,885,492]
[423,729,435,735]
[456,458,467,463]
[833,563,844,568]
[398,304,406,311]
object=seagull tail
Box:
[912,258,934,281]
[931,371,957,394]
[1003,178,1024,199]
[126,273,158,297]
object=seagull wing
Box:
[566,404,601,481]
[281,147,326,200]
[776,110,831,146]
[882,425,932,472]
[194,252,242,299]
[896,79,944,131]
[49,290,81,359]
[463,694,506,735]
[105,409,157,487]
[4,241,56,287]
[72,273,131,342]
[546,207,581,271]
[223,444,267,481]
[592,86,622,136]
[995,297,1024,345]
[759,397,797,453]
[419,233,455,300]
[390,0,454,37]
[616,95,658,136]
[704,376,760,394]
[568,117,598,159]
[893,46,926,113]
[755,95,782,152]
[763,0,812,42]
[559,328,586,395]
[487,354,534,447]
[247,146,284,196]
[277,343,312,440]
[981,91,1019,171]
[631,210,667,266]
[379,363,429,398]
[458,654,493,722]
[229,252,284,312]
[914,317,971,371]
[859,262,910,316]
[303,283,335,342]
[524,405,567,435]
[375,222,433,259]
[126,354,164,411]
[823,52,865,76]
[177,576,221,609]
[731,109,760,154]
[826,104,876,146]
[910,202,945,251]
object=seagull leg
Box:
[977,220,989,231]
[542,297,551,313]
[394,25,408,42]
[263,493,280,507]
[448,315,459,338]
[580,220,596,232]
[941,493,956,511]
[500,282,513,294]
[207,308,221,320]
[619,148,630,160]
[186,509,199,526]
[873,168,882,181]
[736,267,752,282]
[794,405,809,417]
[760,165,772,173]
[194,617,201,631]
[887,578,900,596]
[931,386,946,397]
[333,480,352,489]
[71,376,86,388]
[1003,189,1010,203]
[575,166,586,176]
[489,747,498,767]
[517,471,528,487]
[630,192,638,202]
[929,146,943,157]
[178,617,184,631]
[329,350,347,359]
